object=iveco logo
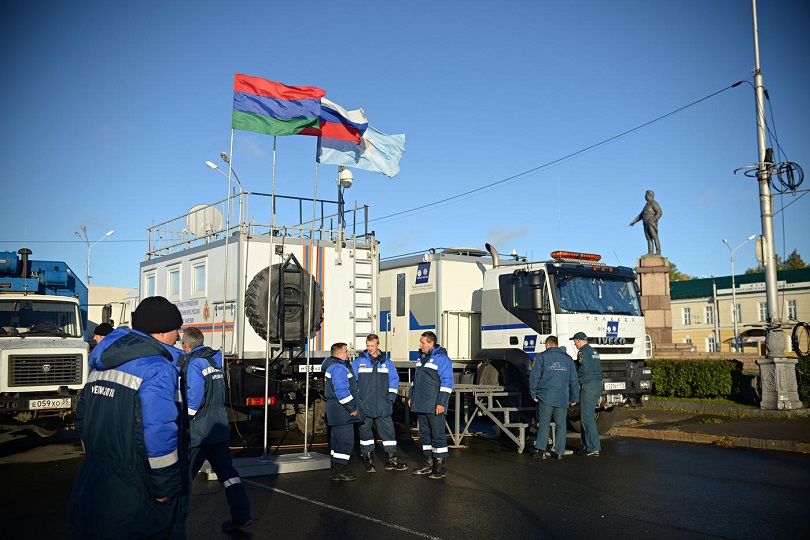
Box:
[42,364,51,374]
[597,337,627,345]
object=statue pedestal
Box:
[757,356,803,410]
[636,255,672,348]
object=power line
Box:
[370,80,746,224]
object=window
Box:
[682,307,691,325]
[788,299,798,320]
[706,336,717,353]
[145,273,156,298]
[732,303,742,324]
[396,273,405,317]
[168,267,180,298]
[704,305,714,325]
[192,262,206,294]
[758,302,767,322]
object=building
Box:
[670,268,810,357]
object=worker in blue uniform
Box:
[67,296,188,539]
[529,335,580,459]
[408,331,454,479]
[352,333,408,473]
[179,327,252,532]
[571,331,603,456]
[322,342,363,481]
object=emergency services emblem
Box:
[203,300,210,321]
[416,262,431,284]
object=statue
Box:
[629,190,662,256]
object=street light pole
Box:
[75,225,115,285]
[723,235,756,353]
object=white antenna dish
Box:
[186,204,223,237]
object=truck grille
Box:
[8,354,84,386]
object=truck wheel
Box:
[569,407,616,435]
[245,264,323,342]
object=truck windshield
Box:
[553,274,642,317]
[0,300,82,337]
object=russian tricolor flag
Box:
[299,98,368,144]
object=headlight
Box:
[640,380,651,389]
[642,368,652,375]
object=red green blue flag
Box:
[232,74,326,136]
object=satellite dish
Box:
[186,204,224,237]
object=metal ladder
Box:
[349,242,376,355]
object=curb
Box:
[609,426,810,454]
[643,399,810,418]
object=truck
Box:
[0,248,89,436]
[139,188,378,433]
[379,244,653,434]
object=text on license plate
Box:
[604,382,626,390]
[297,365,322,373]
[29,398,72,410]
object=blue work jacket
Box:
[408,345,454,414]
[177,345,229,447]
[352,349,399,418]
[529,346,580,408]
[322,355,362,426]
[67,328,187,538]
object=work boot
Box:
[428,457,447,479]
[360,451,376,473]
[384,454,408,471]
[412,458,434,475]
[330,462,357,481]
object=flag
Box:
[232,74,326,136]
[317,125,405,178]
[298,98,368,144]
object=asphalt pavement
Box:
[610,397,810,453]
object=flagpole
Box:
[301,141,319,459]
[260,136,279,462]
[220,129,235,355]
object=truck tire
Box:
[244,264,323,342]
[569,407,616,435]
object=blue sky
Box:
[2,1,808,288]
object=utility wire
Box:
[370,81,746,224]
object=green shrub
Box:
[797,357,810,404]
[647,358,740,398]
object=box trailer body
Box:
[140,191,377,429]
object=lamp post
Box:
[722,234,756,352]
[205,153,244,228]
[74,225,115,285]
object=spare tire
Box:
[244,264,323,342]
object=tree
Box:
[745,249,808,274]
[669,262,692,281]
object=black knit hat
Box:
[132,296,183,334]
[93,322,114,336]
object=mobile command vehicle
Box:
[141,188,377,432]
[379,244,652,434]
[0,248,89,436]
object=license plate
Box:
[604,381,626,390]
[29,398,72,410]
[297,365,322,373]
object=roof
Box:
[670,267,810,300]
